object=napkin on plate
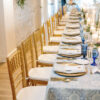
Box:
[58,48,81,55]
[91,67,100,74]
[54,64,86,74]
[60,45,81,50]
[62,37,81,43]
[66,24,80,28]
[73,59,89,65]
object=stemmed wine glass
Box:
[91,48,99,66]
[81,43,88,59]
[80,29,85,44]
[81,36,85,44]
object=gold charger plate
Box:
[55,71,87,77]
[62,41,82,45]
[69,18,79,20]
[62,48,77,50]
[63,33,80,36]
[66,25,80,28]
[58,54,82,58]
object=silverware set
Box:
[51,77,77,82]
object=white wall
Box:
[14,0,41,45]
[41,0,48,24]
[14,0,34,45]
[3,0,16,54]
[0,0,7,62]
[0,0,16,62]
[0,0,42,62]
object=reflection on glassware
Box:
[91,48,99,66]
[81,43,88,59]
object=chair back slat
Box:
[41,24,46,46]
[33,29,43,60]
[55,13,59,26]
[59,8,62,20]
[46,19,53,41]
[7,49,25,100]
[63,5,67,15]
[22,36,35,78]
[15,77,23,89]
[14,71,22,82]
[51,16,56,35]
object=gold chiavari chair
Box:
[46,19,61,45]
[58,8,68,24]
[59,8,63,20]
[33,29,56,66]
[55,13,66,30]
[63,5,67,15]
[7,48,46,100]
[21,36,52,85]
[51,15,65,37]
[41,24,59,54]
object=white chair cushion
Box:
[63,14,67,18]
[59,21,67,25]
[60,18,67,22]
[56,26,66,30]
[38,54,56,64]
[29,67,52,81]
[50,37,61,43]
[54,30,64,35]
[17,86,46,100]
[43,46,59,53]
[61,15,68,22]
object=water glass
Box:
[91,48,99,66]
[81,43,88,59]
[81,36,85,44]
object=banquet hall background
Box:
[1,0,100,100]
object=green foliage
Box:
[95,43,100,48]
[84,19,87,25]
[17,0,25,8]
[83,14,86,19]
[96,21,99,31]
[81,8,84,13]
[86,25,90,32]
[90,32,92,35]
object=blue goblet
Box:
[81,43,88,59]
[91,48,99,66]
[81,36,85,44]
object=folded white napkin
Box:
[92,67,100,74]
[66,29,80,33]
[58,49,81,55]
[54,64,86,74]
[70,16,79,19]
[73,59,89,65]
[64,36,81,40]
[62,37,81,43]
[67,19,80,22]
[66,24,80,28]
[63,32,80,36]
[60,45,81,50]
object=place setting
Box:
[69,16,80,20]
[61,36,82,45]
[45,2,100,100]
[66,23,80,29]
[53,63,87,77]
[63,29,80,36]
[67,20,80,24]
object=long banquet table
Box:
[45,10,100,100]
